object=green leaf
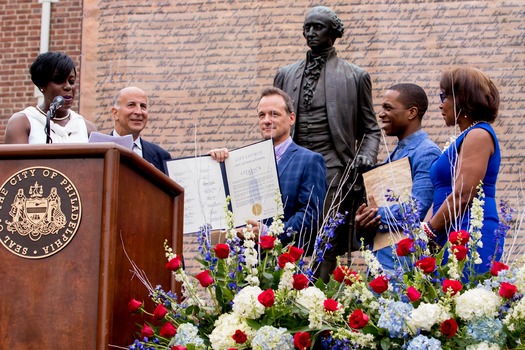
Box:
[245,319,262,330]
[380,337,391,350]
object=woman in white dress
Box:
[4,51,97,144]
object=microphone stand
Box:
[45,106,58,144]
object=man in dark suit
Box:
[210,87,326,249]
[273,6,381,280]
[111,86,171,174]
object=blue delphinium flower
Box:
[466,317,506,346]
[377,299,413,338]
[128,339,145,350]
[320,334,355,350]
[406,334,442,350]
[197,224,211,256]
[313,211,345,263]
[487,200,514,268]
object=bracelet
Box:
[426,221,441,237]
[421,222,437,240]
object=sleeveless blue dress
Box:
[430,122,502,274]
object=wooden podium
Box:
[0,144,183,349]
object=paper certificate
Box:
[166,139,282,234]
[88,132,134,149]
[362,157,412,208]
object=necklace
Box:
[35,105,71,121]
[459,120,486,135]
[442,121,487,152]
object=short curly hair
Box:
[440,67,499,122]
[30,52,76,89]
[307,6,345,39]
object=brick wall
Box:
[0,0,83,143]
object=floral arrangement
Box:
[126,189,525,350]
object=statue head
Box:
[303,6,344,50]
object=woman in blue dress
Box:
[425,67,502,275]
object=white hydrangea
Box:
[209,313,255,350]
[251,326,294,350]
[455,287,500,321]
[296,286,325,310]
[173,323,206,349]
[232,285,265,319]
[408,302,449,332]
[465,342,500,350]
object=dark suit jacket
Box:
[141,138,172,174]
[274,49,381,166]
[110,131,171,174]
[278,141,326,248]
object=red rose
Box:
[348,309,369,329]
[442,279,463,296]
[140,323,154,338]
[292,274,309,290]
[195,270,214,287]
[406,286,421,302]
[369,275,389,293]
[323,298,340,312]
[491,261,509,276]
[232,329,247,344]
[396,238,414,256]
[258,288,275,307]
[499,282,518,299]
[415,257,436,274]
[293,331,312,350]
[451,245,468,261]
[166,256,183,271]
[277,253,296,269]
[213,244,230,259]
[449,230,470,245]
[333,266,346,283]
[153,304,168,320]
[440,318,458,338]
[171,346,187,350]
[288,246,304,261]
[159,322,177,337]
[259,236,276,250]
[127,298,143,313]
[332,266,359,285]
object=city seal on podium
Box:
[0,167,82,259]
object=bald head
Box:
[113,86,147,107]
[112,86,149,139]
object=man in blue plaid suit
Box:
[210,87,326,250]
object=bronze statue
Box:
[274,6,381,280]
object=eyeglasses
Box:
[439,93,446,103]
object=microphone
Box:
[45,95,65,144]
[48,96,65,118]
